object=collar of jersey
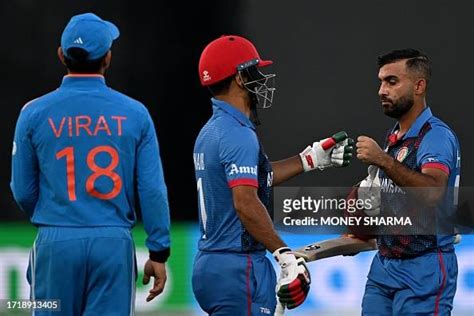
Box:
[211,98,255,130]
[390,106,433,140]
[61,74,106,88]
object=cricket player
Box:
[192,35,354,315]
[10,13,170,315]
[356,49,460,315]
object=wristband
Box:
[149,248,170,263]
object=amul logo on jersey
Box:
[229,164,257,176]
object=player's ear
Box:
[235,72,245,89]
[103,51,112,70]
[414,78,427,96]
[57,47,66,66]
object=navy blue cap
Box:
[61,13,120,60]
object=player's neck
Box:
[215,95,251,118]
[397,100,426,135]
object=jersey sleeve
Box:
[417,127,457,176]
[219,126,259,188]
[10,107,39,216]
[136,110,171,262]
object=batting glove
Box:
[299,131,354,171]
[273,247,311,309]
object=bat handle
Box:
[275,302,285,316]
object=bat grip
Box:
[275,302,285,316]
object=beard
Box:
[381,94,414,119]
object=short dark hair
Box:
[64,47,107,73]
[207,75,234,96]
[378,49,432,83]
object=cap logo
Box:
[202,70,211,82]
[73,37,84,45]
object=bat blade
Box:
[292,236,377,262]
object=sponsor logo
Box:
[380,177,404,194]
[305,154,315,169]
[396,146,409,162]
[202,70,211,82]
[229,164,257,176]
[73,37,84,44]
[259,307,271,314]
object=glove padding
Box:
[299,131,354,172]
[273,247,311,309]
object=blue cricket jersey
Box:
[378,107,461,257]
[11,75,170,253]
[193,98,273,253]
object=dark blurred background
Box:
[1,0,473,221]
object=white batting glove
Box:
[299,131,354,171]
[273,247,311,310]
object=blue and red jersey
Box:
[378,107,461,257]
[193,98,273,253]
[10,75,170,254]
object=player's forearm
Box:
[10,181,38,216]
[271,155,304,186]
[380,156,446,204]
[140,188,171,262]
[10,129,39,216]
[12,192,37,215]
[381,156,439,187]
[235,197,286,252]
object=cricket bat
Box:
[291,236,378,262]
[275,235,461,315]
[275,236,377,315]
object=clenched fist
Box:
[356,136,391,167]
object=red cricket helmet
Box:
[198,35,273,86]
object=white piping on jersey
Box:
[31,239,37,316]
[130,244,136,316]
